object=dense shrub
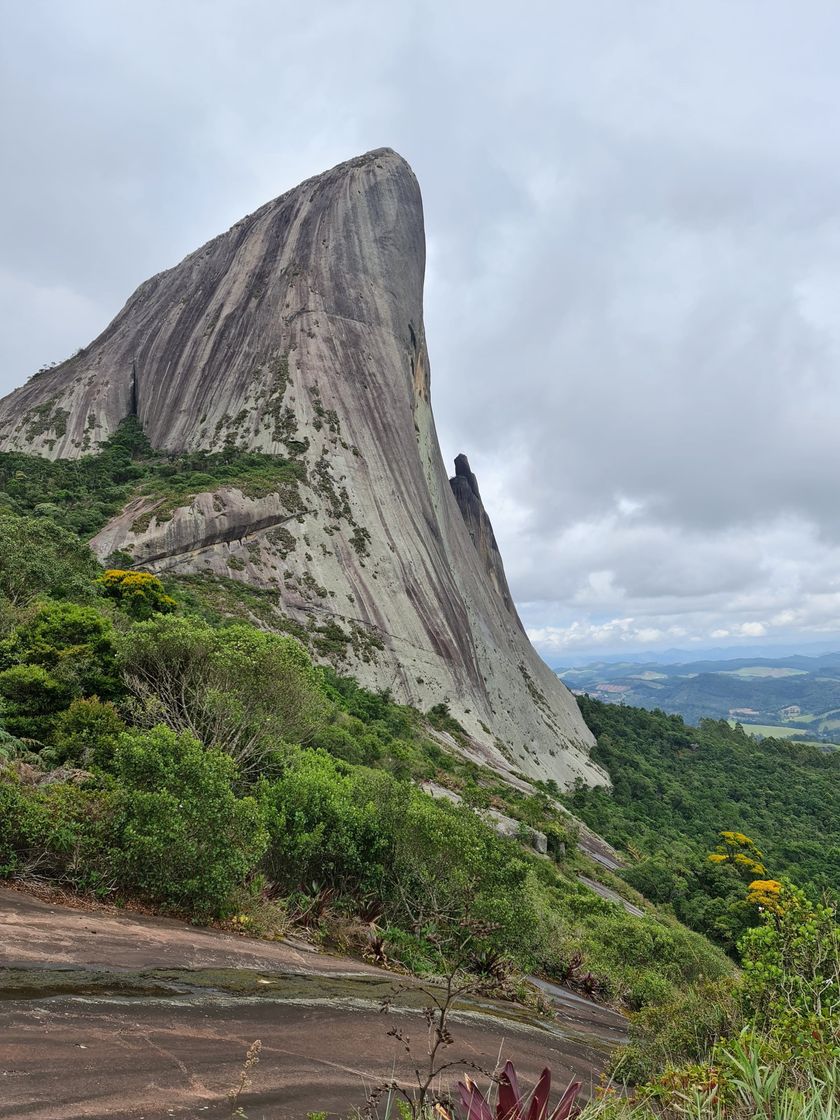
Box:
[309,717,386,766]
[738,882,839,1068]
[381,781,533,958]
[0,726,268,916]
[50,697,126,768]
[0,513,100,606]
[118,616,330,773]
[259,750,388,896]
[98,569,176,619]
[623,854,757,953]
[0,768,114,888]
[0,600,121,698]
[529,874,731,1010]
[0,663,69,740]
[109,726,268,917]
[0,771,47,875]
[260,750,534,964]
[0,601,122,743]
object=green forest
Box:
[567,696,840,952]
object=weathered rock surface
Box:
[0,888,626,1119]
[450,453,517,619]
[0,148,606,789]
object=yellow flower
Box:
[734,853,766,875]
[746,879,784,913]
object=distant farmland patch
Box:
[726,720,836,744]
[728,720,801,738]
[721,666,807,678]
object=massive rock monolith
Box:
[0,148,606,788]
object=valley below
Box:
[557,652,840,747]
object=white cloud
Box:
[738,622,767,638]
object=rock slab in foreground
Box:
[0,888,626,1119]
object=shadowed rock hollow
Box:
[0,148,606,789]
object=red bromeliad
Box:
[444,1060,581,1120]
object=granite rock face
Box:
[0,148,606,789]
[449,454,517,620]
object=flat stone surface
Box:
[0,887,627,1119]
[0,886,377,977]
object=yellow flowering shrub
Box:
[746,879,784,914]
[734,852,766,876]
[98,569,177,620]
[707,831,766,881]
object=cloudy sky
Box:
[3,1,840,661]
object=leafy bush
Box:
[0,600,121,699]
[0,663,69,740]
[0,513,100,606]
[51,697,126,768]
[0,767,114,888]
[0,600,122,743]
[738,882,839,1068]
[118,615,331,773]
[380,781,533,960]
[614,978,744,1083]
[610,875,839,1096]
[529,875,732,1010]
[0,771,46,875]
[259,750,388,896]
[109,725,268,917]
[0,725,267,915]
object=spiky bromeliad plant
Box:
[443,1060,581,1120]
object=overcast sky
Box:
[3,0,840,660]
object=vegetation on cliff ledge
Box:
[0,417,305,539]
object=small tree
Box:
[707,830,766,880]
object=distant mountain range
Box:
[555,652,840,746]
[545,638,840,668]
